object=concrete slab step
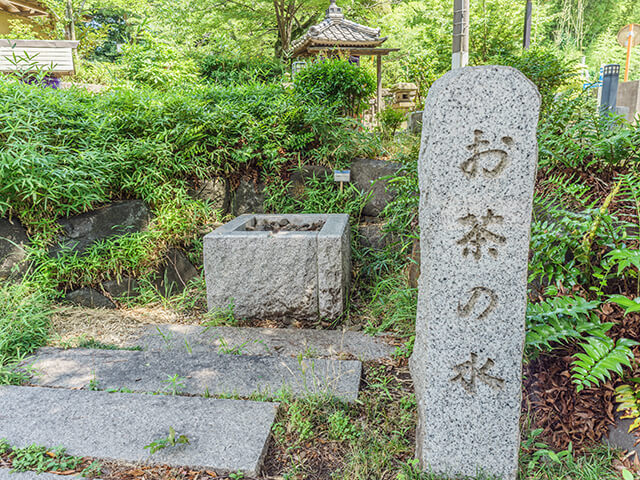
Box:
[0,470,78,480]
[26,347,361,402]
[0,385,276,476]
[606,411,640,454]
[132,324,395,361]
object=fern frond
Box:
[572,337,638,392]
[615,381,640,433]
[526,295,605,353]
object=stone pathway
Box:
[2,322,393,476]
[27,347,361,401]
[133,324,396,361]
[607,411,640,455]
[0,386,276,476]
[0,470,77,479]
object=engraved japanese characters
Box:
[410,66,540,480]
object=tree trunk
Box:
[273,0,295,57]
[64,0,76,41]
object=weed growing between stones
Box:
[143,427,189,454]
[77,338,143,351]
[204,301,240,328]
[163,374,187,395]
[218,337,253,355]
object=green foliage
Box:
[378,106,405,139]
[379,137,419,247]
[3,49,56,85]
[519,430,622,480]
[327,410,361,441]
[492,45,578,112]
[76,23,112,59]
[607,249,640,296]
[264,172,368,217]
[199,52,284,85]
[163,374,186,395]
[520,443,621,480]
[615,379,640,434]
[294,58,376,116]
[571,336,638,392]
[204,300,238,327]
[363,270,417,336]
[4,443,86,474]
[528,174,639,295]
[0,78,378,289]
[119,36,198,87]
[396,52,434,104]
[538,92,640,173]
[0,80,375,225]
[0,282,51,369]
[520,429,574,471]
[5,19,40,40]
[609,295,640,315]
[144,427,189,454]
[525,295,607,354]
[77,338,142,350]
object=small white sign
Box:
[334,170,351,182]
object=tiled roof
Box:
[290,0,386,56]
[0,0,48,16]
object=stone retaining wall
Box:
[0,157,408,305]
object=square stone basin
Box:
[204,214,350,320]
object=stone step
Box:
[131,324,396,361]
[26,347,361,402]
[0,470,79,480]
[0,385,277,476]
[606,411,640,454]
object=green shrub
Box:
[378,106,405,139]
[0,281,51,367]
[0,78,379,288]
[263,172,368,217]
[538,92,640,173]
[0,80,377,225]
[199,52,284,85]
[379,136,420,250]
[528,178,640,296]
[119,36,197,87]
[491,45,578,112]
[294,58,376,116]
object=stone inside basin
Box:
[242,216,326,233]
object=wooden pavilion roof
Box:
[289,0,390,57]
[0,0,48,17]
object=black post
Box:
[523,0,532,49]
[600,64,620,114]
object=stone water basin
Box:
[204,214,350,321]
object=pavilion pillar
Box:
[376,54,382,113]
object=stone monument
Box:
[410,66,540,480]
